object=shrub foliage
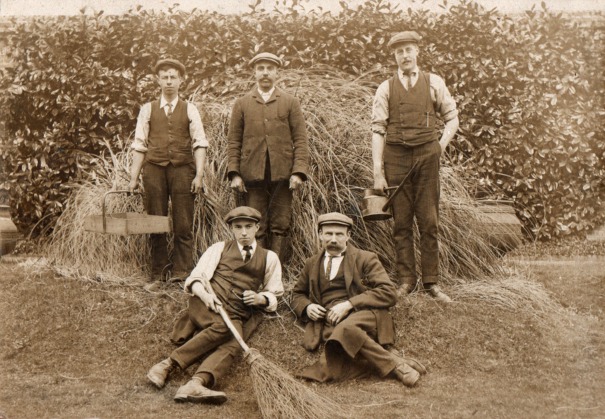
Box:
[0,0,603,239]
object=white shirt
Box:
[258,87,275,102]
[237,241,256,260]
[159,96,179,116]
[323,250,345,281]
[184,241,284,312]
[131,95,209,152]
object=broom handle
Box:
[201,280,251,353]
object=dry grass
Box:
[46,67,504,289]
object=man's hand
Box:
[289,174,303,191]
[128,178,139,194]
[242,290,267,307]
[192,282,222,313]
[326,301,353,325]
[306,303,327,321]
[373,174,388,192]
[191,174,203,194]
[230,175,247,193]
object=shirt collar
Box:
[160,96,179,109]
[324,250,345,258]
[237,241,257,252]
[398,67,419,78]
[257,87,275,99]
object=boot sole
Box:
[174,393,227,404]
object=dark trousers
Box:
[142,161,195,276]
[300,310,396,382]
[170,297,261,387]
[384,140,441,285]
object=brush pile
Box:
[47,67,507,286]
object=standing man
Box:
[227,52,309,260]
[292,212,426,386]
[129,58,208,290]
[371,31,459,302]
[146,206,283,404]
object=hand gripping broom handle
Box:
[201,280,251,353]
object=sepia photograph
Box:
[0,0,603,418]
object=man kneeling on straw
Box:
[292,212,426,386]
[147,206,283,403]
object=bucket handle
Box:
[102,190,143,233]
[381,161,417,212]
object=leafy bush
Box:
[0,0,603,239]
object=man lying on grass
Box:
[292,212,426,386]
[147,206,284,403]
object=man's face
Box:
[319,224,350,256]
[254,61,278,92]
[393,43,419,73]
[230,219,259,247]
[156,68,182,97]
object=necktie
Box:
[243,245,252,262]
[325,255,334,280]
[165,103,173,118]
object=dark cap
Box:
[153,58,186,76]
[248,52,283,68]
[387,31,422,49]
[317,212,354,230]
[224,206,262,224]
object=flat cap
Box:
[317,212,354,229]
[249,52,283,68]
[224,206,262,224]
[153,58,186,76]
[387,31,422,49]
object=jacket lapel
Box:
[343,244,358,292]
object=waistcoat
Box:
[146,99,194,166]
[386,71,438,146]
[211,240,268,320]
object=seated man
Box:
[292,212,426,386]
[146,206,284,403]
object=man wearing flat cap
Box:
[291,212,426,387]
[129,58,208,290]
[227,52,309,261]
[371,31,459,302]
[147,206,284,403]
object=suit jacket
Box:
[291,244,397,350]
[227,87,309,183]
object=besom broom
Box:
[205,284,349,419]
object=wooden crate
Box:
[84,212,171,235]
[83,190,171,235]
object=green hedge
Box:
[1,0,603,239]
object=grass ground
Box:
[0,249,603,419]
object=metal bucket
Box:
[361,189,392,221]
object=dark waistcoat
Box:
[211,240,268,320]
[147,99,194,166]
[319,258,348,309]
[386,71,438,146]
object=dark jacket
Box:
[227,87,309,183]
[291,244,397,350]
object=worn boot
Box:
[147,357,176,388]
[174,378,227,404]
[392,362,420,387]
[269,234,288,261]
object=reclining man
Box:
[146,206,283,403]
[292,212,426,386]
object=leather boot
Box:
[147,357,175,388]
[174,378,227,404]
[270,234,288,261]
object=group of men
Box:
[133,30,459,403]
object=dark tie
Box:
[243,245,252,262]
[165,103,173,118]
[325,255,334,280]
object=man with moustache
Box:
[146,206,283,404]
[129,58,207,289]
[371,31,459,302]
[227,52,309,260]
[292,212,426,386]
